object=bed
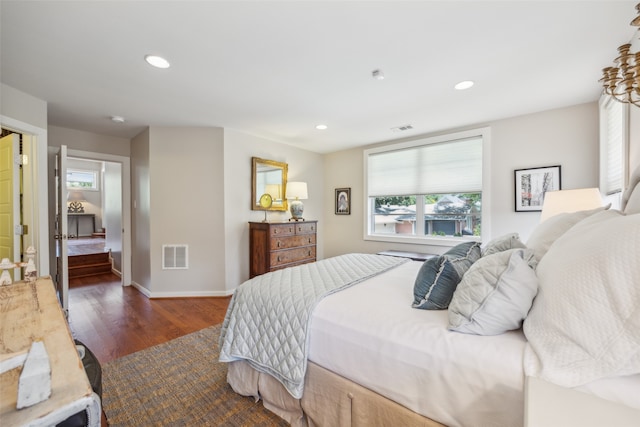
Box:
[219,166,640,427]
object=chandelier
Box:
[600,3,640,107]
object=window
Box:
[599,95,629,209]
[67,169,99,191]
[364,128,489,246]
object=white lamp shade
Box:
[286,182,308,200]
[540,188,603,223]
[67,191,86,202]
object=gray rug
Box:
[102,325,288,426]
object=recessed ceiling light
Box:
[145,54,170,69]
[111,116,125,123]
[454,80,474,90]
[315,124,328,130]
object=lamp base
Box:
[68,201,85,213]
[289,199,305,221]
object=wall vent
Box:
[391,124,413,132]
[162,244,188,269]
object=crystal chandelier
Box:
[600,3,640,107]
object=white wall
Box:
[104,161,122,272]
[1,84,47,130]
[323,102,599,258]
[143,127,226,296]
[131,129,151,292]
[223,129,325,293]
[66,158,103,235]
[48,125,130,157]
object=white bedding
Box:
[308,260,527,427]
[308,259,640,427]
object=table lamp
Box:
[285,182,308,221]
[539,188,603,222]
[67,191,86,213]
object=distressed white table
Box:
[0,276,100,426]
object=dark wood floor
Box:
[68,273,232,364]
[67,273,232,426]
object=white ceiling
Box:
[1,1,638,154]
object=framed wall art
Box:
[335,188,351,215]
[514,165,561,212]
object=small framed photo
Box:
[514,165,561,212]
[335,188,351,215]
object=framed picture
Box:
[514,165,561,212]
[335,188,351,215]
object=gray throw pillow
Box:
[443,241,481,278]
[412,242,480,310]
[412,256,460,310]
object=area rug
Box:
[102,325,288,426]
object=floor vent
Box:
[162,245,188,269]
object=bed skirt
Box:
[227,361,445,427]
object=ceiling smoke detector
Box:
[372,69,385,80]
[391,124,413,132]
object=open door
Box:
[0,134,21,280]
[54,145,70,311]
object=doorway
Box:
[65,149,130,287]
[50,147,132,297]
[0,128,38,281]
[66,157,123,279]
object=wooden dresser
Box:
[249,220,317,278]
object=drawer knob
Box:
[277,241,281,247]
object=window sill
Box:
[364,233,480,248]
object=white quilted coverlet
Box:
[524,211,640,388]
[218,253,408,398]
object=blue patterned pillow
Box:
[443,241,481,277]
[412,256,461,310]
[412,242,481,310]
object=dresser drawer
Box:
[249,220,318,278]
[270,246,316,267]
[270,224,296,237]
[295,222,317,234]
[271,234,316,251]
[270,258,315,272]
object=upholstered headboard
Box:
[621,165,640,214]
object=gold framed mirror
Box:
[252,157,288,211]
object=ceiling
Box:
[1,1,638,154]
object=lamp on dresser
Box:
[286,182,308,221]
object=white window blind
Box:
[367,136,482,197]
[599,96,627,197]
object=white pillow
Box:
[448,248,538,335]
[526,205,609,262]
[523,211,640,387]
[481,232,526,257]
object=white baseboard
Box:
[129,281,234,298]
[130,281,151,297]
